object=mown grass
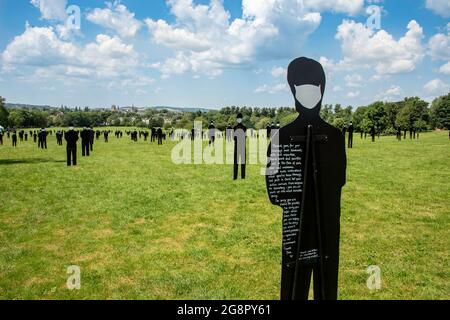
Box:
[0,129,448,300]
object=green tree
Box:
[430,93,450,129]
[366,101,389,133]
[352,106,368,132]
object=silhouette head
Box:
[237,113,243,124]
[287,57,326,116]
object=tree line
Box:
[0,93,448,133]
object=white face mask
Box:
[237,118,242,124]
[294,84,322,109]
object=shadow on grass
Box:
[0,158,66,165]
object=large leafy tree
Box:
[396,97,429,131]
[352,106,368,132]
[430,93,450,129]
[366,101,389,133]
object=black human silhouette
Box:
[38,128,47,149]
[266,57,346,300]
[12,130,17,147]
[65,127,79,166]
[266,123,272,139]
[80,128,90,157]
[89,127,94,151]
[56,131,63,146]
[0,131,3,145]
[347,123,354,148]
[208,122,215,146]
[233,113,247,180]
[104,131,109,143]
[370,126,376,142]
[157,128,163,145]
[131,130,137,142]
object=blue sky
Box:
[0,0,449,109]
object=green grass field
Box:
[0,130,449,300]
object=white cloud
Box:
[271,66,286,78]
[347,91,360,98]
[87,2,142,38]
[376,85,403,101]
[147,0,368,77]
[425,0,450,18]
[345,74,363,87]
[303,0,364,15]
[439,61,450,75]
[255,83,288,94]
[80,34,139,77]
[333,85,343,92]
[428,26,450,75]
[30,0,67,21]
[2,24,77,67]
[2,25,140,81]
[428,28,450,61]
[424,78,449,95]
[334,19,424,74]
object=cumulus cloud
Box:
[345,74,363,87]
[347,91,360,98]
[425,0,450,18]
[424,78,449,95]
[255,83,288,94]
[2,23,77,67]
[146,0,366,78]
[439,61,450,75]
[332,19,424,75]
[86,1,142,38]
[376,85,403,101]
[271,66,286,78]
[428,27,450,61]
[2,24,140,80]
[30,0,67,21]
[303,0,364,15]
[428,25,450,74]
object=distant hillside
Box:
[5,103,212,113]
[149,106,212,113]
[6,103,55,110]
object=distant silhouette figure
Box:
[157,128,163,145]
[89,127,94,151]
[12,130,17,147]
[80,128,90,157]
[65,127,79,166]
[266,123,272,139]
[56,131,63,146]
[151,128,156,142]
[38,128,47,149]
[347,123,354,148]
[104,131,109,143]
[370,126,376,142]
[233,113,247,180]
[208,122,215,146]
